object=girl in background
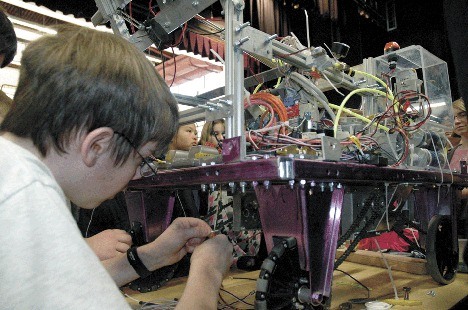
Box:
[168,123,198,151]
[201,119,264,266]
[449,98,467,268]
[199,119,225,153]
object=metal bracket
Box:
[321,136,341,161]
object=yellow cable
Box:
[333,88,387,137]
[353,69,401,126]
[331,88,391,137]
[353,69,393,98]
[274,77,282,89]
[349,135,362,150]
[253,83,263,94]
[328,103,389,132]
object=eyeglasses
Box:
[454,111,467,120]
[114,131,158,177]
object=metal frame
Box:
[89,0,468,306]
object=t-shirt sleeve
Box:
[0,181,130,309]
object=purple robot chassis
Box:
[125,153,467,309]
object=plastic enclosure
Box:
[371,45,453,131]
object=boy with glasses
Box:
[0,26,232,309]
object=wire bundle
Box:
[244,93,290,150]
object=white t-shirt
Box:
[0,137,130,309]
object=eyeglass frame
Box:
[454,111,467,120]
[113,131,158,177]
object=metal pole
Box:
[224,0,246,160]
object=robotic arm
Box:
[92,0,218,50]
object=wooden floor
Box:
[124,261,468,309]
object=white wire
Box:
[322,71,345,97]
[374,185,399,230]
[85,208,96,238]
[373,238,399,300]
[408,228,420,248]
[175,191,187,217]
[429,131,444,185]
[385,185,390,230]
[303,9,310,48]
[123,293,178,310]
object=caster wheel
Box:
[255,237,324,310]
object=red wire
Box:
[128,1,135,33]
[149,0,157,16]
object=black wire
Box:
[230,277,257,281]
[219,287,255,307]
[335,268,371,299]
[160,50,165,80]
[169,46,176,88]
[188,28,225,36]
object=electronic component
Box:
[384,41,400,69]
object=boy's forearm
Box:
[100,245,164,287]
[176,264,225,309]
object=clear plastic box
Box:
[371,45,454,131]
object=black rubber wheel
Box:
[255,237,324,310]
[426,215,458,284]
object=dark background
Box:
[24,0,460,100]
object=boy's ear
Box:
[80,127,115,167]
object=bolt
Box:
[265,34,278,42]
[300,180,306,188]
[235,22,250,32]
[235,36,250,47]
[403,287,411,300]
[240,181,246,193]
[263,180,270,189]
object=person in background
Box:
[448,98,468,268]
[168,122,198,151]
[445,131,461,151]
[449,98,468,175]
[0,6,17,123]
[199,119,225,153]
[167,123,201,219]
[0,26,232,309]
[199,119,264,267]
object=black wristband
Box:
[127,246,152,279]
